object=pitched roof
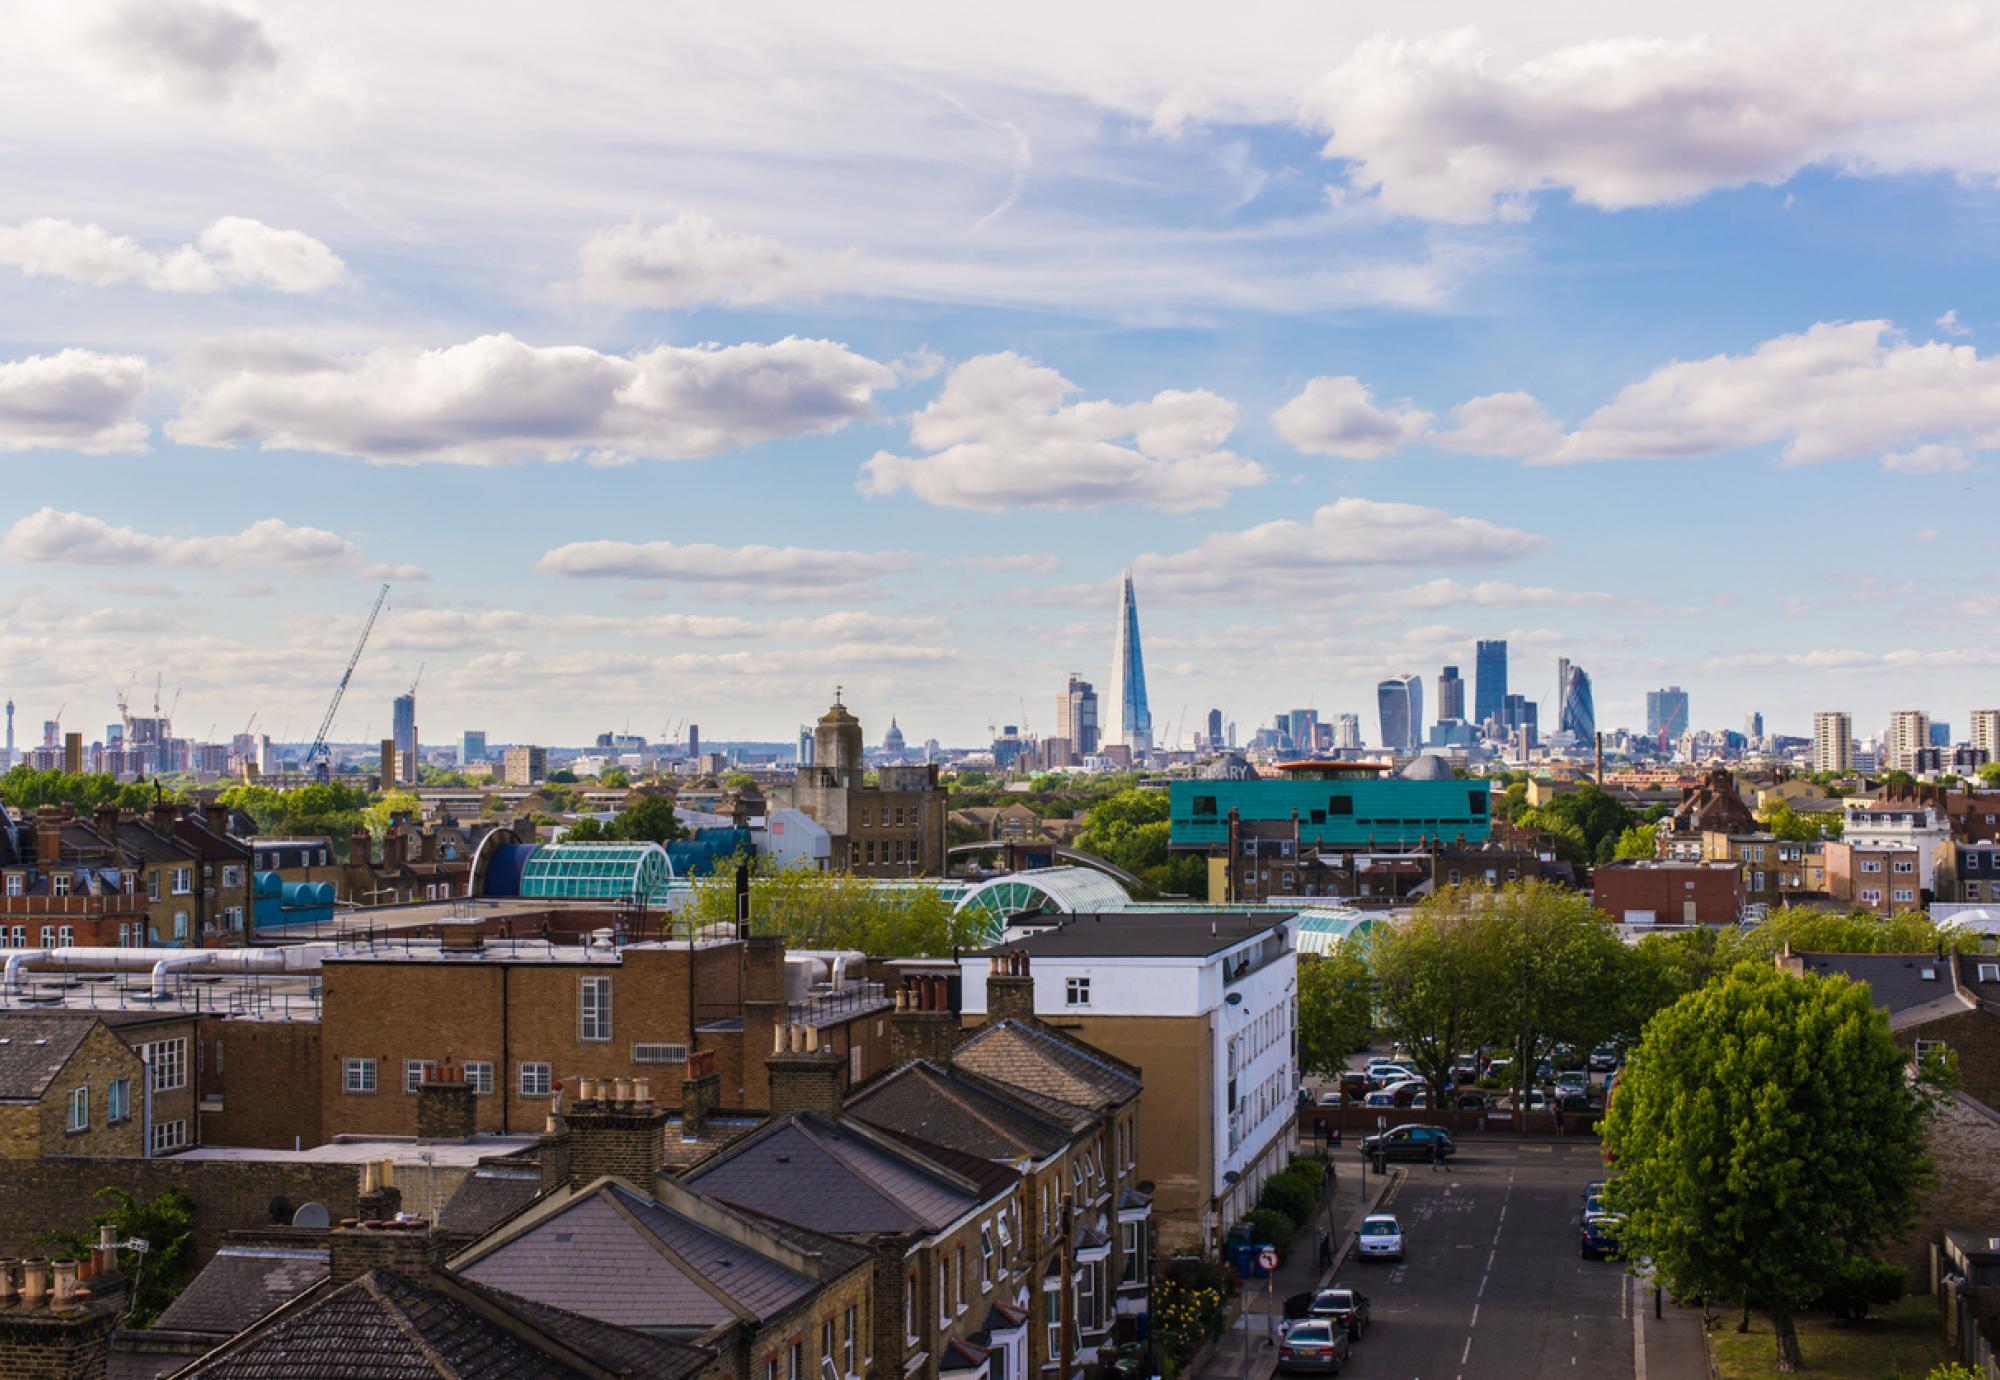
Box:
[1795,952,1974,1022]
[979,911,1288,958]
[951,1017,1141,1115]
[454,1181,820,1331]
[174,1267,714,1379]
[843,1060,1074,1160]
[153,1247,327,1337]
[683,1110,987,1235]
[437,1167,545,1240]
[0,1012,103,1100]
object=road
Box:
[1333,1140,1637,1380]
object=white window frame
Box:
[981,1224,995,1288]
[519,1061,552,1097]
[52,873,70,898]
[579,976,613,1042]
[344,1057,377,1094]
[142,1038,187,1092]
[68,1085,89,1133]
[1978,963,2000,983]
[3,873,18,897]
[171,866,193,895]
[1065,976,1090,1007]
[150,1118,189,1154]
[631,1043,688,1064]
[107,1077,130,1124]
[463,1060,494,1095]
[404,1059,437,1094]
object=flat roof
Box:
[981,911,1290,959]
[180,1135,539,1168]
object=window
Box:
[57,926,73,947]
[939,1253,952,1326]
[789,1340,802,1380]
[68,1085,89,1133]
[142,1039,187,1092]
[461,1060,494,1095]
[980,1225,994,1288]
[222,866,243,888]
[1065,977,1090,1007]
[8,926,22,947]
[171,867,192,894]
[1893,889,1915,903]
[344,1058,377,1094]
[404,1059,437,1094]
[147,871,161,901]
[1860,859,1882,873]
[519,1062,552,1097]
[2,873,17,896]
[225,906,243,931]
[1044,1280,1061,1361]
[903,1274,917,1344]
[52,873,70,898]
[955,1244,967,1311]
[1192,794,1218,817]
[1914,1039,1947,1068]
[1978,964,2000,983]
[173,912,189,940]
[843,1304,857,1375]
[1860,889,1881,904]
[820,1320,834,1374]
[1894,859,1915,874]
[1120,1218,1145,1283]
[107,1078,130,1123]
[1243,868,1255,887]
[150,1119,189,1154]
[632,1043,688,1064]
[861,809,872,828]
[579,976,613,1041]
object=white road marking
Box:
[1478,1274,1488,1298]
[1462,1337,1473,1364]
[1633,1274,1648,1380]
[1470,1304,1480,1329]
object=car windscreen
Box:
[1288,1324,1334,1343]
[1314,1293,1354,1311]
[1360,1221,1397,1235]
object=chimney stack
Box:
[986,950,1038,1024]
[416,1061,477,1141]
[329,1219,446,1286]
[681,1049,721,1142]
[357,1161,402,1222]
[766,1021,846,1119]
[380,739,397,792]
[350,825,373,868]
[33,807,62,871]
[92,804,120,840]
[204,802,231,836]
[890,975,959,1066]
[149,797,178,833]
[563,1074,670,1188]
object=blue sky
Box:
[2,0,1998,751]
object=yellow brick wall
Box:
[0,1024,149,1160]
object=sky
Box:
[4,0,2000,752]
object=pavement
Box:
[1195,1139,1712,1380]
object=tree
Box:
[41,1186,194,1327]
[1612,824,1659,859]
[675,863,983,956]
[1978,762,2000,789]
[1297,945,1373,1080]
[1372,889,1486,1102]
[610,795,685,844]
[1721,906,1946,965]
[361,790,422,841]
[0,766,163,813]
[597,766,630,789]
[546,768,579,784]
[720,771,758,793]
[1614,928,1732,1043]
[1474,881,1626,1108]
[1759,801,1842,841]
[1602,962,1932,1371]
[1075,788,1199,896]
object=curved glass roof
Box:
[954,867,1136,936]
[1293,908,1385,956]
[517,843,674,901]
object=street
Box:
[1332,1140,1637,1380]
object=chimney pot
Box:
[21,1259,48,1308]
[51,1260,77,1306]
[633,1076,650,1104]
[613,1076,634,1105]
[0,1258,17,1303]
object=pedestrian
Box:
[1431,1139,1451,1174]
[1552,1101,1566,1137]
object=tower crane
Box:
[306,584,390,782]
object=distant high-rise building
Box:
[798,726,814,766]
[882,717,906,758]
[1057,674,1100,758]
[1437,665,1465,724]
[3,698,11,762]
[392,692,417,785]
[1557,660,1594,742]
[1473,640,1508,733]
[1334,714,1360,750]
[1929,722,1952,748]
[1813,712,1853,774]
[1646,687,1690,743]
[688,724,700,758]
[1377,675,1423,752]
[1972,710,2000,762]
[1206,708,1223,748]
[461,729,487,764]
[1109,570,1152,755]
[1504,694,1538,748]
[1745,711,1764,741]
[1886,710,1931,772]
[1286,709,1317,752]
[62,732,81,776]
[42,719,60,750]
[503,745,547,785]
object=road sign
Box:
[1257,1246,1278,1273]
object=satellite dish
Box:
[291,1202,332,1229]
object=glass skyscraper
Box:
[1474,639,1508,731]
[392,692,417,784]
[1436,665,1465,724]
[1646,686,1690,742]
[1110,570,1152,755]
[1377,674,1423,752]
[1558,659,1595,741]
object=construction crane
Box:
[407,661,425,698]
[306,584,390,782]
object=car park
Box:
[1366,1062,1416,1087]
[1555,1070,1589,1094]
[1581,1214,1623,1260]
[1381,1079,1426,1105]
[1277,1320,1350,1373]
[1453,1090,1490,1110]
[1356,1214,1404,1261]
[1339,1071,1371,1102]
[1358,1124,1456,1162]
[1362,1090,1397,1107]
[1589,1046,1620,1072]
[1582,1179,1607,1203]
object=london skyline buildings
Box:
[1474,640,1508,732]
[1110,569,1152,756]
[1377,673,1423,752]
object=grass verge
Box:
[1708,1295,1949,1379]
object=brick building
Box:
[1821,841,1925,914]
[1590,859,1746,925]
[0,1010,200,1160]
[783,700,949,877]
[1935,841,2000,905]
[1782,950,2000,1110]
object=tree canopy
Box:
[1075,787,1205,896]
[676,863,982,956]
[1759,801,1843,841]
[1297,944,1374,1080]
[1,766,169,812]
[1513,783,1636,863]
[562,795,685,845]
[1603,961,1933,1371]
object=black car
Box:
[1581,1215,1622,1260]
[1357,1124,1456,1162]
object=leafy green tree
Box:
[1614,927,1732,1042]
[1612,824,1659,859]
[546,768,579,784]
[1372,888,1486,1102]
[561,817,608,842]
[720,771,757,793]
[609,795,685,844]
[361,790,422,841]
[675,863,980,955]
[1759,801,1843,841]
[1475,881,1626,1106]
[41,1186,194,1327]
[1722,906,1946,964]
[1978,763,2000,788]
[1880,770,1918,790]
[0,766,164,812]
[596,766,630,789]
[1602,962,1932,1371]
[1297,945,1373,1080]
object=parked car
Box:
[1589,1046,1620,1073]
[1362,1091,1397,1108]
[1366,1062,1416,1087]
[1582,1179,1607,1203]
[1356,1214,1404,1262]
[1555,1070,1589,1094]
[1583,1194,1610,1220]
[1339,1071,1371,1102]
[1453,1090,1490,1110]
[1581,1214,1623,1260]
[1358,1125,1455,1162]
[1318,1088,1346,1106]
[1381,1079,1426,1106]
[1277,1320,1350,1374]
[1307,1287,1371,1340]
[1557,1090,1593,1113]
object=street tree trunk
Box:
[1771,1310,1805,1372]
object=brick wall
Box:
[0,1024,149,1161]
[0,1291,124,1380]
[1893,1008,2000,1116]
[201,1018,324,1149]
[1900,1094,2000,1291]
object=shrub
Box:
[1242,1207,1298,1259]
[1813,1256,1903,1322]
[1257,1172,1317,1226]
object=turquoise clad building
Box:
[1168,766,1491,851]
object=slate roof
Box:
[174,1268,713,1380]
[0,1012,105,1100]
[844,1060,1074,1160]
[153,1247,328,1337]
[951,1018,1142,1114]
[113,819,198,865]
[437,1167,544,1240]
[979,912,1288,958]
[1796,952,1967,1017]
[454,1181,819,1330]
[684,1110,986,1235]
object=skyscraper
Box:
[1057,674,1100,757]
[1377,674,1423,752]
[392,691,417,785]
[1745,711,1764,741]
[1206,708,1223,749]
[1972,710,2000,762]
[1334,714,1360,749]
[1474,640,1508,732]
[1109,570,1152,755]
[1436,665,1465,724]
[1558,660,1594,742]
[1812,711,1852,773]
[1886,710,1930,772]
[1504,694,1538,748]
[461,729,487,764]
[1645,687,1690,742]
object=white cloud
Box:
[1381,578,1622,611]
[1134,497,1547,602]
[361,562,431,582]
[578,214,852,309]
[535,539,915,601]
[0,508,357,570]
[1881,443,1971,474]
[860,352,1266,511]
[1434,392,1565,460]
[168,332,897,465]
[1298,19,2000,223]
[950,553,1063,575]
[1938,309,1971,338]
[1270,375,1432,459]
[0,350,148,453]
[99,0,282,105]
[0,216,345,293]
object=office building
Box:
[1745,711,1764,741]
[1646,687,1690,743]
[1286,708,1317,752]
[1206,707,1224,748]
[42,719,60,750]
[1109,571,1153,755]
[1334,713,1361,750]
[460,729,487,764]
[1886,711,1931,773]
[1503,694,1538,748]
[1437,665,1465,724]
[1813,712,1853,774]
[1057,673,1101,759]
[1972,710,2000,762]
[1377,675,1422,752]
[391,692,417,785]
[1557,659,1594,742]
[1474,640,1507,731]
[1930,722,1953,748]
[687,723,700,758]
[502,745,547,784]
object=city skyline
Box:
[6,4,2000,744]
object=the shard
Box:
[1110,569,1152,756]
